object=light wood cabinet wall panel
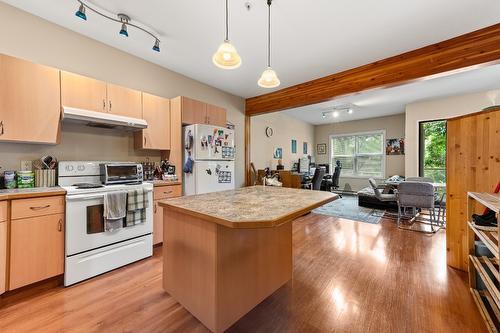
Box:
[135,93,170,150]
[446,109,500,271]
[11,196,65,220]
[181,97,207,124]
[106,83,142,119]
[9,213,65,290]
[170,97,183,181]
[61,71,107,113]
[0,54,61,144]
[206,104,227,127]
[0,201,6,222]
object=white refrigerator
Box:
[183,124,235,195]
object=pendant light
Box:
[212,0,242,69]
[258,0,280,88]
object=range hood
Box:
[61,107,147,131]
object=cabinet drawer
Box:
[11,196,64,220]
[0,201,6,222]
[154,185,182,200]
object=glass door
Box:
[419,120,447,183]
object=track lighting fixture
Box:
[322,105,355,120]
[75,3,86,20]
[258,0,280,88]
[74,1,161,52]
[213,0,242,69]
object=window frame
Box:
[329,130,386,179]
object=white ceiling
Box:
[283,64,500,125]
[3,0,500,98]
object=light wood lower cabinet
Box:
[0,54,61,144]
[0,201,7,295]
[153,185,182,245]
[9,196,65,290]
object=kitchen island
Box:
[159,186,338,332]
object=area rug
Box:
[313,194,385,224]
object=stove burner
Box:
[72,183,105,189]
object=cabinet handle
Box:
[30,204,50,210]
[58,219,63,232]
[154,203,157,214]
[164,190,173,195]
[103,99,106,110]
[0,121,3,136]
[144,136,147,146]
[109,100,112,111]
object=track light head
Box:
[347,108,353,114]
[119,23,128,37]
[322,113,326,119]
[153,39,160,52]
[118,14,129,37]
[75,4,87,20]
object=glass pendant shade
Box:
[258,67,280,88]
[212,41,241,69]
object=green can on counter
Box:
[17,171,35,188]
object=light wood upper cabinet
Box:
[170,97,183,181]
[0,201,6,295]
[61,71,107,113]
[181,97,208,124]
[135,93,170,150]
[206,104,227,127]
[107,83,142,119]
[0,54,61,144]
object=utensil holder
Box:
[35,169,56,187]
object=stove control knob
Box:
[66,165,74,172]
[77,165,85,172]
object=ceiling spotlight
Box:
[322,113,326,119]
[118,14,129,37]
[75,3,87,20]
[347,108,353,114]
[119,23,128,37]
[333,111,339,118]
[152,39,160,52]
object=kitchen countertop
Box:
[159,185,338,228]
[0,187,66,201]
[147,180,182,187]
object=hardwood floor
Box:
[0,214,486,333]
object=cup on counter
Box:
[4,171,16,189]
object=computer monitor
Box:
[298,157,310,173]
[317,163,330,174]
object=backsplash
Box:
[0,123,161,171]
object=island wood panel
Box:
[245,24,500,115]
[446,109,500,271]
[0,201,6,295]
[106,83,142,119]
[60,71,108,113]
[163,209,293,333]
[0,54,61,144]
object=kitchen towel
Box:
[104,191,127,231]
[126,188,149,227]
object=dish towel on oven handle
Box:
[103,190,127,231]
[126,188,150,227]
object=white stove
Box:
[59,161,153,286]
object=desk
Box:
[257,169,302,188]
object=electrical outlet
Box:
[20,160,33,171]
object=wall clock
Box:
[265,127,274,137]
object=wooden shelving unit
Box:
[468,192,500,333]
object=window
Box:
[419,120,446,183]
[330,131,385,178]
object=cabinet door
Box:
[136,93,171,150]
[153,200,163,245]
[9,213,64,290]
[0,217,6,295]
[181,97,207,125]
[0,54,61,144]
[107,83,142,119]
[61,71,107,113]
[170,98,183,180]
[206,104,227,127]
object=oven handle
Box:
[66,190,153,202]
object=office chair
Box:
[303,168,325,190]
[331,160,342,197]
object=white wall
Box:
[315,114,406,191]
[405,89,500,177]
[251,113,315,170]
[0,3,246,187]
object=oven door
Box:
[65,190,153,256]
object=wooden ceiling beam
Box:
[245,23,500,116]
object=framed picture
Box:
[303,142,308,154]
[317,143,327,155]
[386,138,405,155]
[273,147,283,159]
[291,139,297,154]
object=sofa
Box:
[357,186,398,210]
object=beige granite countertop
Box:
[0,187,66,201]
[159,186,338,228]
